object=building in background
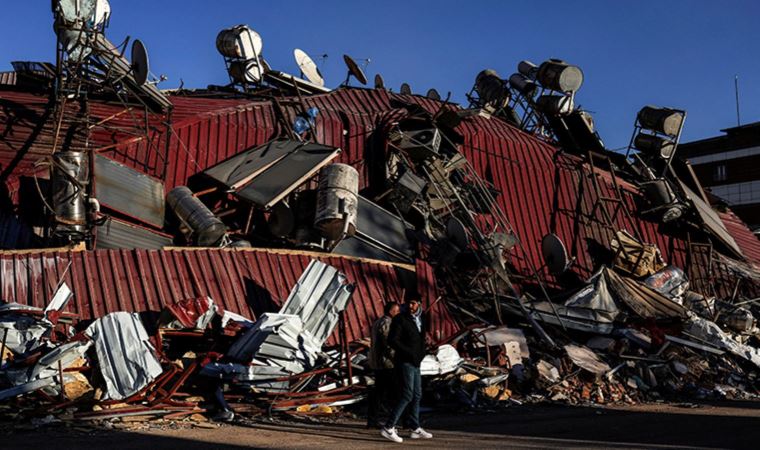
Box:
[680,121,760,232]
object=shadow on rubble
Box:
[425,402,760,449]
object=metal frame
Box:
[50,12,173,247]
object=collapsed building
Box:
[1,0,760,422]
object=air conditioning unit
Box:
[396,128,441,161]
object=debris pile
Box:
[0,260,366,426]
[1,0,760,432]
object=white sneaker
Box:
[410,427,433,439]
[381,427,404,443]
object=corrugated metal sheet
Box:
[85,311,163,400]
[280,260,354,345]
[94,154,165,228]
[720,210,760,266]
[0,71,17,86]
[0,247,458,345]
[416,259,460,344]
[96,218,173,250]
[2,85,759,307]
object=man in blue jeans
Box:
[380,298,433,443]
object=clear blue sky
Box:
[1,1,758,149]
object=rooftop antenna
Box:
[735,74,741,126]
[342,54,367,86]
[294,48,324,87]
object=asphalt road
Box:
[3,401,760,449]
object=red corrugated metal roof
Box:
[1,85,758,296]
[0,246,461,344]
[0,72,17,86]
[720,209,760,267]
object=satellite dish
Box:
[446,217,469,250]
[294,48,324,87]
[400,83,412,95]
[342,54,367,86]
[131,39,149,87]
[374,74,385,89]
[426,89,441,100]
[541,233,570,274]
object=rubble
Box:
[1,0,760,434]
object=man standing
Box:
[380,298,433,443]
[367,301,400,428]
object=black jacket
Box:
[387,312,425,367]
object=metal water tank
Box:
[216,25,262,60]
[634,133,675,159]
[536,94,574,116]
[314,164,358,241]
[637,106,684,137]
[228,60,263,83]
[537,60,583,92]
[475,69,509,108]
[517,60,538,79]
[641,179,676,206]
[166,186,227,246]
[508,73,537,97]
[52,151,89,237]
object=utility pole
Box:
[735,74,741,126]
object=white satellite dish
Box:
[541,233,570,274]
[131,39,149,87]
[294,48,324,87]
[400,83,412,95]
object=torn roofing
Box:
[720,210,760,266]
[1,85,758,293]
[85,311,163,401]
[0,247,460,345]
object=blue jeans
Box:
[385,363,421,429]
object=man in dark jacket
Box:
[380,298,433,443]
[366,301,400,428]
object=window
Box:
[713,164,727,182]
